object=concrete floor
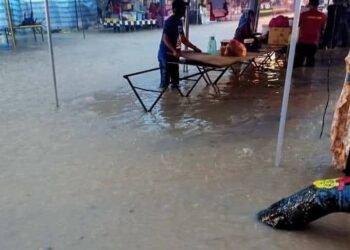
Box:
[1,19,350,250]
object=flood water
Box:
[1,20,350,249]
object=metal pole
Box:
[74,0,80,30]
[5,0,16,48]
[248,0,258,15]
[184,3,189,39]
[275,0,302,167]
[248,0,259,32]
[44,0,60,108]
[78,0,86,39]
[196,0,199,24]
[183,1,190,72]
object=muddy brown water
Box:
[0,21,350,249]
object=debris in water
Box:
[257,177,350,230]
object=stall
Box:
[1,0,97,47]
[102,0,157,32]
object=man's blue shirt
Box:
[158,15,184,60]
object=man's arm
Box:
[162,34,180,57]
[180,34,202,52]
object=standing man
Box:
[294,0,327,67]
[158,0,201,89]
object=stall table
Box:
[4,24,44,46]
[124,51,262,112]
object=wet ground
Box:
[1,19,350,249]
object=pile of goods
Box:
[220,39,247,57]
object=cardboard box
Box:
[268,27,292,45]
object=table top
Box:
[180,51,256,68]
[220,39,287,50]
[13,24,43,29]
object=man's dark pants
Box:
[158,55,179,88]
[294,43,318,67]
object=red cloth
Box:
[298,8,327,45]
[224,39,247,57]
[269,15,289,28]
[209,2,228,21]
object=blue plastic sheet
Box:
[0,0,97,29]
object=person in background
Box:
[156,3,164,28]
[322,0,350,48]
[157,0,201,89]
[234,10,255,43]
[294,0,327,67]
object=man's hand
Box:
[193,46,202,53]
[172,50,180,57]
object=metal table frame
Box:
[123,63,213,112]
[123,55,258,112]
[4,24,44,46]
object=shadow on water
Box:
[287,215,350,248]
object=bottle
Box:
[207,36,217,55]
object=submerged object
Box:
[257,176,350,230]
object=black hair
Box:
[247,10,255,17]
[309,0,320,6]
[172,0,187,12]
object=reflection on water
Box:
[71,57,288,136]
[68,49,347,148]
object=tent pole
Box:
[184,1,190,43]
[44,0,60,108]
[74,0,80,30]
[248,0,259,31]
[275,0,302,167]
[196,0,198,25]
[183,0,190,72]
[78,0,86,39]
[5,0,16,48]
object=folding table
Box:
[4,24,44,46]
[123,51,259,112]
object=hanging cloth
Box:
[330,51,350,171]
[209,0,228,21]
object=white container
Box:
[261,24,269,36]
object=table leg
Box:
[204,71,213,85]
[147,90,166,112]
[196,66,213,86]
[124,73,166,112]
[32,28,37,42]
[210,67,228,88]
[238,61,253,77]
[40,27,44,42]
[183,73,204,97]
[4,28,9,46]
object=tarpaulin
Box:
[0,0,97,29]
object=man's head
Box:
[309,0,320,7]
[172,0,188,17]
[247,10,255,22]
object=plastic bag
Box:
[224,39,247,57]
[269,15,290,28]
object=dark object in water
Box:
[257,177,350,230]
